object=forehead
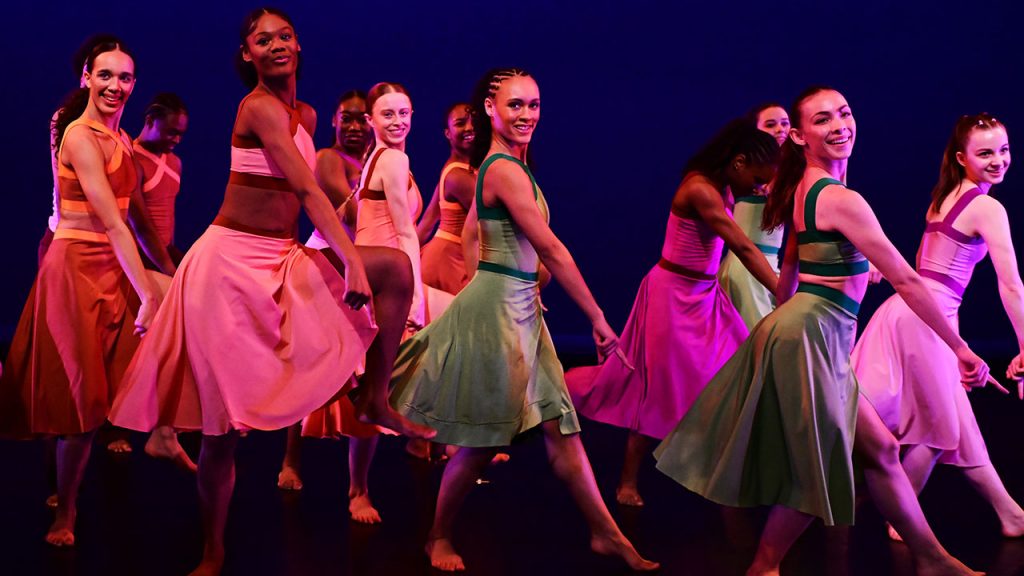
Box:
[93,50,134,74]
[967,126,1009,149]
[800,90,848,117]
[448,105,472,122]
[158,112,188,129]
[373,92,411,112]
[339,97,366,113]
[495,76,539,100]
[250,14,292,36]
[759,106,788,120]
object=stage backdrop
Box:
[4,0,1023,355]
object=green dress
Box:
[717,195,783,329]
[389,154,580,447]
[654,178,868,526]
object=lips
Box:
[826,136,851,145]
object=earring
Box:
[733,163,741,171]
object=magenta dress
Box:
[566,211,749,439]
[852,188,990,466]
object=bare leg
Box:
[344,246,435,439]
[962,464,1024,537]
[190,432,239,576]
[277,424,303,491]
[404,437,431,460]
[541,421,659,571]
[427,446,497,571]
[46,430,97,546]
[348,435,381,524]
[747,506,815,576]
[145,425,197,473]
[617,431,650,506]
[888,444,942,541]
[855,397,981,575]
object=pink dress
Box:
[852,188,990,466]
[109,95,377,435]
[566,211,749,439]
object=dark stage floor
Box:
[2,354,1024,576]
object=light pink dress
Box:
[566,211,749,439]
[852,188,990,466]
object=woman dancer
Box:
[109,9,431,574]
[277,88,372,493]
[389,67,658,573]
[418,102,476,295]
[716,106,789,329]
[0,39,160,546]
[566,120,780,507]
[853,113,1024,540]
[655,86,995,576]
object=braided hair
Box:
[468,67,531,169]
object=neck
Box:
[259,77,297,108]
[376,139,405,153]
[448,148,470,165]
[957,177,990,195]
[335,142,367,164]
[136,132,163,155]
[805,155,848,183]
[83,102,122,133]
[490,134,527,162]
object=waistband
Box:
[657,257,716,281]
[796,283,860,316]
[212,214,296,239]
[477,260,538,282]
[434,230,462,244]
[918,268,966,297]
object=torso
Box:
[133,141,182,245]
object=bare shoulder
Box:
[483,156,531,190]
[377,147,409,170]
[238,92,290,131]
[296,101,316,135]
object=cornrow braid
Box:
[469,67,531,169]
[144,92,187,122]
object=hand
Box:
[955,346,1005,393]
[343,260,372,310]
[135,294,158,336]
[592,316,634,371]
[1006,354,1024,399]
[867,262,884,284]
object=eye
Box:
[529,102,540,110]
[98,71,111,80]
[813,117,828,125]
[280,33,292,41]
[840,111,852,118]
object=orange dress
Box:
[421,161,472,295]
[1,118,139,437]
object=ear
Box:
[484,97,495,118]
[788,127,807,147]
[444,127,452,141]
[733,153,747,170]
[364,113,374,128]
[241,45,252,64]
[955,150,967,168]
[83,71,93,89]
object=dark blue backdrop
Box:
[4,0,1023,355]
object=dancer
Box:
[852,113,1024,540]
[418,102,475,295]
[277,89,372,493]
[751,102,791,146]
[109,9,432,574]
[654,86,995,576]
[133,92,188,267]
[389,67,658,573]
[566,120,780,507]
[0,39,160,546]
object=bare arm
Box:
[377,149,425,326]
[127,155,176,275]
[64,129,158,332]
[461,200,479,278]
[974,197,1024,352]
[314,150,356,239]
[416,182,441,245]
[246,97,369,307]
[775,229,799,304]
[683,181,778,294]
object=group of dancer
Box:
[1,6,1022,576]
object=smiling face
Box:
[959,126,1010,186]
[757,106,791,146]
[242,13,300,84]
[485,75,540,147]
[445,104,475,155]
[334,96,369,154]
[368,92,413,147]
[145,112,188,154]
[790,89,855,163]
[85,49,135,116]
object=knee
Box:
[863,431,901,470]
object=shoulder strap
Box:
[57,118,128,175]
[357,147,389,195]
[475,153,538,219]
[803,178,844,233]
[942,187,984,226]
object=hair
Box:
[762,85,836,231]
[444,102,472,128]
[746,101,786,126]
[366,82,409,115]
[682,119,779,184]
[930,113,1005,213]
[53,38,134,154]
[335,89,367,113]
[144,92,187,123]
[234,7,299,89]
[468,68,532,169]
[71,33,121,79]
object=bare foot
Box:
[106,438,133,453]
[999,511,1024,538]
[145,427,197,473]
[915,552,985,576]
[491,452,510,464]
[277,466,303,491]
[45,494,58,509]
[357,405,436,440]
[425,537,465,571]
[405,438,431,460]
[590,532,659,571]
[187,558,224,576]
[45,517,75,547]
[887,522,904,542]
[349,491,381,524]
[616,484,644,507]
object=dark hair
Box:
[468,68,532,169]
[444,102,472,128]
[366,82,409,115]
[335,89,367,113]
[682,119,779,184]
[930,113,1005,214]
[746,101,786,126]
[762,85,836,230]
[71,33,121,80]
[54,39,134,154]
[144,92,187,122]
[234,7,299,89]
